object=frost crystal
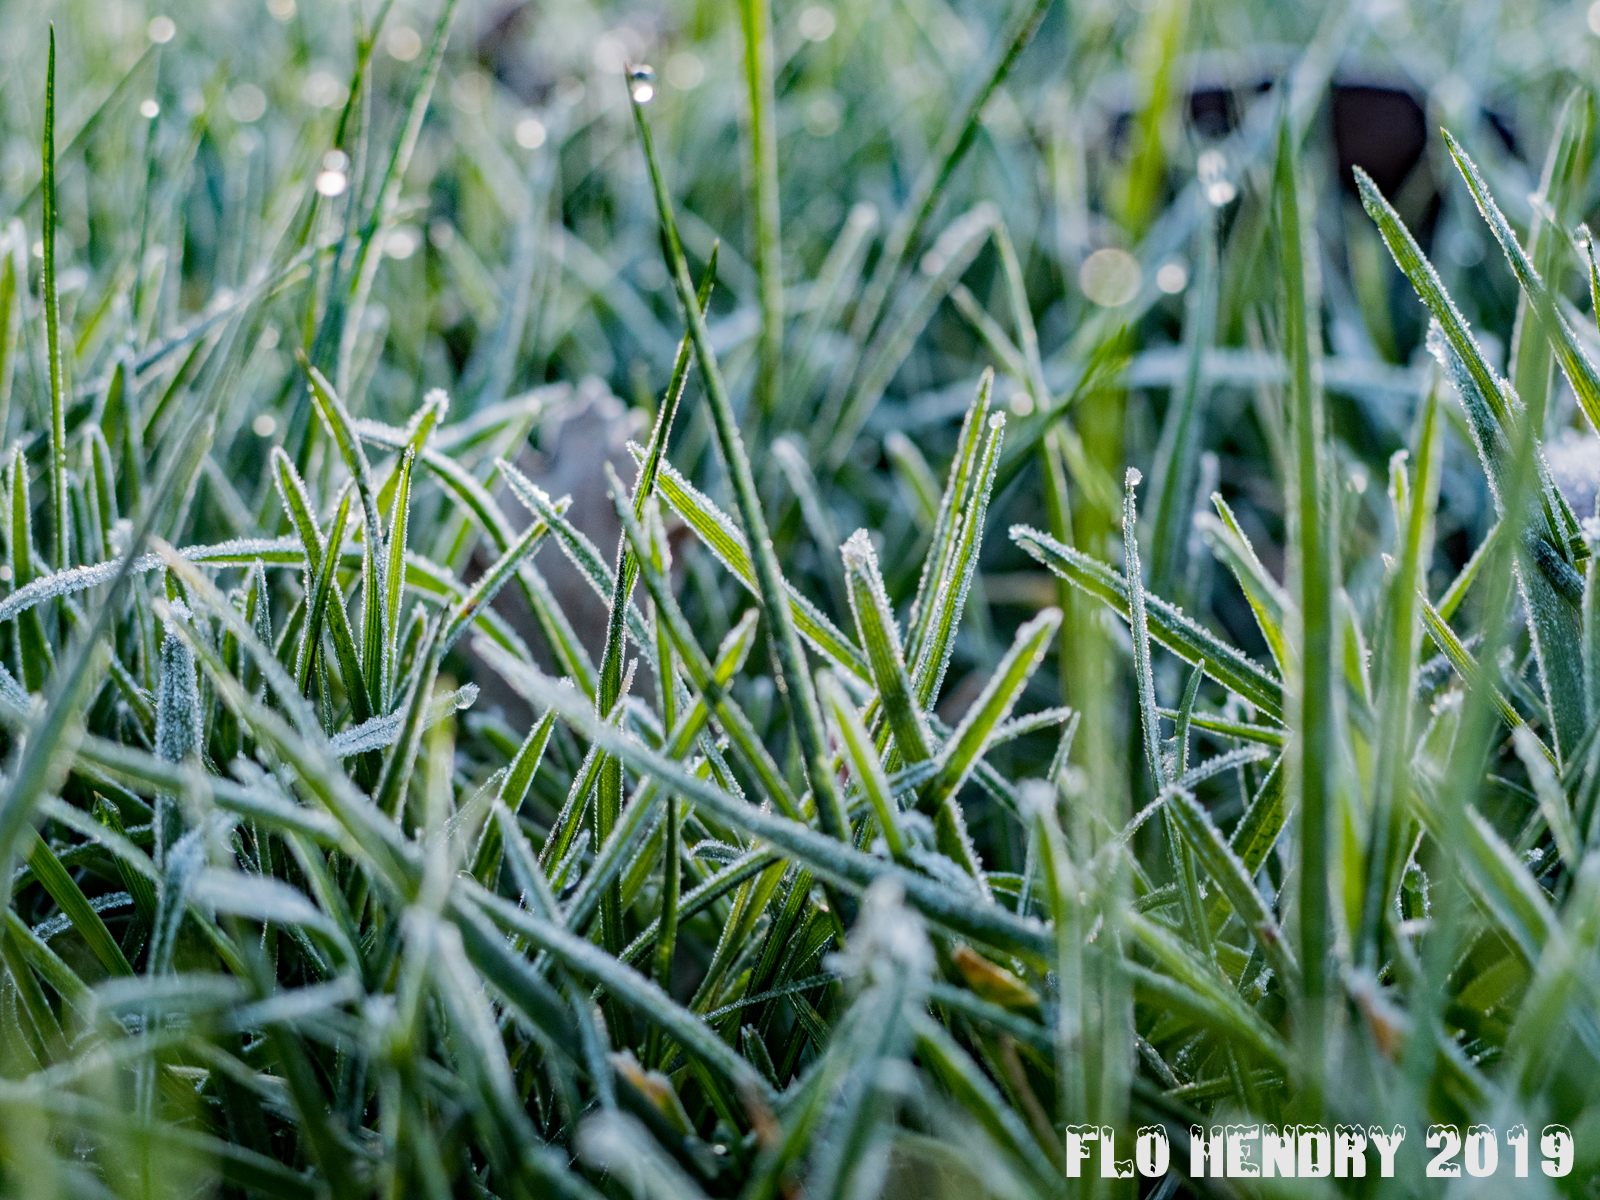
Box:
[155,602,203,766]
[829,878,931,986]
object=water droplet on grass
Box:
[665,53,704,90]
[1078,248,1140,307]
[799,6,837,41]
[629,65,657,104]
[1198,149,1235,207]
[386,25,422,62]
[384,227,419,260]
[227,84,266,124]
[515,116,547,149]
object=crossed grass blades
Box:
[4,0,1600,1196]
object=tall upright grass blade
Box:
[588,258,714,955]
[42,28,69,571]
[738,0,782,425]
[1509,90,1593,423]
[629,91,849,845]
[1359,385,1441,963]
[1277,119,1336,1066]
[1147,208,1216,598]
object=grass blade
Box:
[10,449,54,691]
[1277,119,1336,1042]
[629,81,850,846]
[650,458,868,684]
[738,0,782,423]
[1012,524,1284,720]
[475,640,1053,965]
[42,28,69,571]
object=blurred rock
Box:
[464,379,647,723]
[509,376,647,659]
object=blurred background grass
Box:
[6,0,1592,694]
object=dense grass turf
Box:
[2,0,1600,1195]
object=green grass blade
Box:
[1359,385,1441,962]
[908,375,993,659]
[911,405,1005,709]
[1354,166,1576,565]
[499,457,651,654]
[463,884,777,1104]
[382,448,415,705]
[474,641,1053,965]
[1123,910,1289,1067]
[1164,789,1298,989]
[1011,525,1283,719]
[1121,469,1167,789]
[560,610,760,937]
[1278,119,1336,1037]
[819,671,908,864]
[1196,495,1293,672]
[911,1015,1061,1194]
[1419,591,1541,748]
[10,449,54,691]
[372,616,443,821]
[440,512,552,651]
[300,359,387,615]
[295,484,353,696]
[629,84,850,846]
[738,0,782,423]
[42,28,69,571]
[23,829,133,977]
[1147,208,1217,597]
[922,607,1061,818]
[1510,91,1593,422]
[0,222,22,448]
[608,475,801,820]
[651,458,868,683]
[1446,128,1600,441]
[842,529,931,768]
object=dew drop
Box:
[515,116,547,149]
[1078,247,1140,307]
[1155,259,1188,294]
[1197,149,1235,208]
[629,64,657,104]
[799,5,837,41]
